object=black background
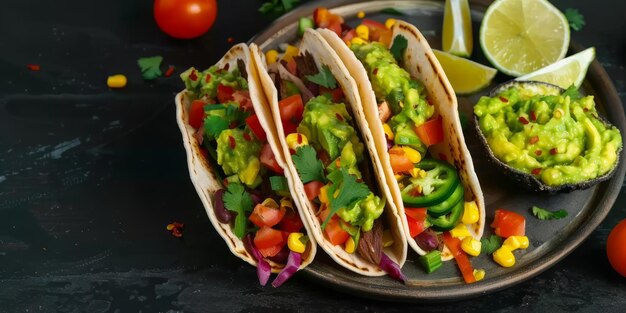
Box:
[0,0,625,312]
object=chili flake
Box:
[166,221,184,238]
[335,113,344,121]
[189,70,198,81]
[530,111,537,121]
[227,37,234,43]
[229,136,236,149]
[243,132,252,141]
[518,116,529,125]
[531,168,542,175]
[26,64,41,71]
[529,136,539,144]
[164,66,175,77]
[535,150,542,156]
[550,148,558,155]
[499,96,509,103]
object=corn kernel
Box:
[409,168,422,178]
[473,269,486,281]
[318,184,330,204]
[265,49,279,65]
[355,25,369,41]
[107,74,127,88]
[350,37,367,45]
[357,10,365,19]
[286,133,308,151]
[282,45,299,62]
[382,123,394,140]
[462,201,479,225]
[394,174,403,181]
[345,236,356,253]
[493,246,515,267]
[261,198,279,209]
[504,236,529,250]
[280,198,294,210]
[383,230,394,247]
[450,223,471,238]
[461,237,482,256]
[418,169,427,178]
[288,232,307,253]
[401,146,422,163]
[385,18,397,29]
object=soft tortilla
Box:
[174,43,316,272]
[317,20,486,261]
[250,29,407,276]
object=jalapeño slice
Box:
[427,182,464,217]
[401,159,459,207]
[428,198,464,231]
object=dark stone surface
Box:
[0,0,624,312]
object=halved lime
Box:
[442,0,473,57]
[433,49,497,95]
[479,0,570,77]
[515,47,595,89]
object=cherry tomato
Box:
[607,219,626,277]
[154,0,218,39]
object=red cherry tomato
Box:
[154,0,218,39]
[607,219,626,277]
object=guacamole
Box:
[337,193,386,232]
[474,86,622,186]
[216,128,262,187]
[181,66,248,99]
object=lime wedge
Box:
[433,49,497,95]
[479,0,570,77]
[516,47,595,89]
[442,0,473,57]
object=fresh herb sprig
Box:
[532,206,568,220]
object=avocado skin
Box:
[473,80,623,193]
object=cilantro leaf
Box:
[322,168,370,229]
[562,85,581,100]
[137,56,163,80]
[305,65,337,89]
[480,235,503,255]
[291,145,326,184]
[380,8,405,16]
[390,35,408,63]
[531,206,568,220]
[223,183,253,238]
[203,115,229,139]
[259,0,301,17]
[565,8,586,31]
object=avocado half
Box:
[473,80,623,193]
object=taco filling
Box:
[180,62,311,286]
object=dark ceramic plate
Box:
[250,0,626,302]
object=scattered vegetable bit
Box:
[137,56,163,80]
[493,246,515,267]
[305,65,337,89]
[389,35,408,62]
[107,74,127,88]
[298,17,314,37]
[271,250,302,287]
[491,209,525,238]
[480,235,503,255]
[379,253,406,282]
[166,221,184,237]
[26,64,40,71]
[164,66,175,77]
[259,0,301,17]
[461,237,482,256]
[227,37,234,43]
[357,10,365,19]
[531,206,568,220]
[565,8,585,31]
[419,250,443,273]
[473,269,486,281]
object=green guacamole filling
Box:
[181,66,248,100]
[474,86,622,186]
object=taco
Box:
[316,16,486,281]
[174,43,316,287]
[250,30,407,280]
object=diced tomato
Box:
[443,232,476,284]
[313,7,344,28]
[406,215,426,238]
[327,21,343,36]
[389,151,414,173]
[318,203,330,222]
[405,208,427,221]
[286,59,297,76]
[282,121,298,137]
[304,180,324,201]
[415,115,444,146]
[254,227,285,249]
[491,209,526,238]
[278,94,304,123]
[189,99,206,129]
[342,29,356,43]
[260,143,284,174]
[249,203,286,228]
[360,19,392,44]
[245,114,267,142]
[324,217,350,246]
[217,84,235,103]
[257,245,283,258]
[232,90,253,112]
[320,86,344,102]
[279,209,304,233]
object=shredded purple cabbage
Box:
[379,253,406,283]
[243,234,271,286]
[271,251,302,288]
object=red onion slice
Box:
[379,253,406,283]
[243,233,271,286]
[271,250,302,288]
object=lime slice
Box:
[479,0,570,77]
[516,47,595,89]
[442,0,473,57]
[433,49,497,95]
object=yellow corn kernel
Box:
[394,174,403,181]
[350,37,367,45]
[318,184,330,204]
[504,236,529,250]
[473,269,486,281]
[282,45,299,62]
[288,233,307,253]
[409,168,422,178]
[261,198,279,209]
[265,49,279,65]
[107,74,127,88]
[345,237,356,253]
[285,133,308,151]
[450,223,471,238]
[401,146,422,163]
[357,10,365,19]
[385,18,397,29]
[382,123,394,140]
[493,246,516,267]
[383,230,394,247]
[280,198,293,210]
[461,237,482,256]
[462,201,479,225]
[355,25,369,41]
